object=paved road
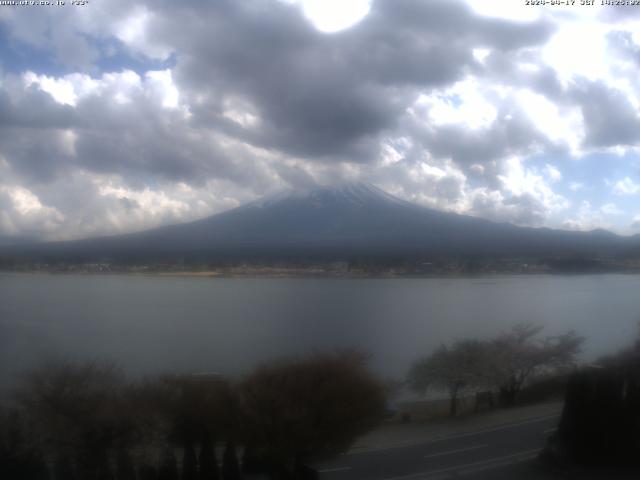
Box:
[314,413,560,480]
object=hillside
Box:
[1,183,637,264]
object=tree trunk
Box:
[183,441,198,480]
[54,454,76,480]
[96,449,114,480]
[499,386,517,407]
[137,464,157,480]
[199,435,219,480]
[221,440,241,480]
[449,386,459,417]
[158,448,179,480]
[116,448,136,480]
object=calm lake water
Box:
[2,272,640,387]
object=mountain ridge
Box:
[1,182,638,263]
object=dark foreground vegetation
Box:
[0,352,386,480]
[542,333,640,472]
[4,324,640,479]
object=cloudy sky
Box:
[2,0,640,241]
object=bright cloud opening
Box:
[419,79,497,130]
[301,0,371,33]
[543,22,609,83]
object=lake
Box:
[1,272,639,389]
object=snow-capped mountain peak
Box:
[250,182,410,209]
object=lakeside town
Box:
[5,257,640,277]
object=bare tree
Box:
[127,373,234,479]
[239,351,386,479]
[487,324,584,406]
[147,374,234,448]
[408,340,489,417]
[17,360,128,479]
[0,407,49,480]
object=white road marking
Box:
[454,448,542,478]
[423,444,487,459]
[318,466,352,473]
[346,412,559,456]
[430,414,559,442]
[381,448,542,480]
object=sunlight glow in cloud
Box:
[145,70,179,109]
[543,22,609,83]
[499,157,569,213]
[23,72,78,106]
[114,7,172,60]
[419,79,497,130]
[300,0,371,32]
[517,89,584,153]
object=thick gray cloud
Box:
[136,0,554,161]
[0,0,556,182]
[3,0,640,239]
[0,85,76,129]
[414,109,551,169]
[478,48,565,101]
[570,80,640,148]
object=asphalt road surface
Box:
[314,413,560,480]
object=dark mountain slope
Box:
[1,183,637,262]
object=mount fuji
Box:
[1,183,637,262]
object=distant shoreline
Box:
[4,268,640,279]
